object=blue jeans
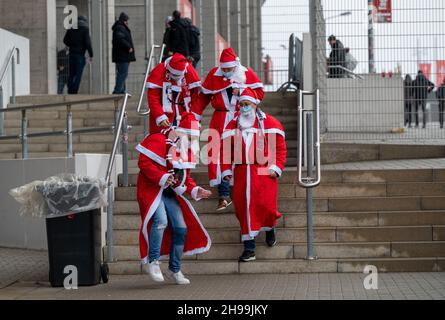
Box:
[113,62,129,94]
[67,54,86,94]
[218,179,231,198]
[244,239,256,252]
[148,192,187,273]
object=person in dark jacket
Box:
[63,16,93,94]
[112,12,136,94]
[162,16,173,62]
[57,47,69,94]
[183,18,201,69]
[437,80,445,129]
[327,35,346,78]
[411,70,435,128]
[404,74,413,127]
[166,10,189,58]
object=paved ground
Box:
[1,248,445,300]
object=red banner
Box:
[180,0,196,24]
[373,0,392,23]
[437,60,445,85]
[419,63,432,80]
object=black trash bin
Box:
[46,209,107,287]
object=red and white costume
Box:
[146,53,201,135]
[220,89,287,241]
[136,114,210,263]
[192,48,264,187]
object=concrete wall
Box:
[0,29,30,109]
[326,74,404,133]
[0,154,122,250]
[0,0,57,94]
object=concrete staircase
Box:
[2,93,445,274]
[109,167,445,275]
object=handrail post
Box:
[21,110,28,159]
[106,181,114,262]
[121,112,129,187]
[114,99,122,154]
[11,56,16,104]
[306,112,315,260]
[66,104,73,157]
[0,86,4,136]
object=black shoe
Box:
[265,229,277,247]
[239,250,256,262]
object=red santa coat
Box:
[192,66,264,187]
[136,133,211,263]
[220,111,287,241]
[146,63,201,135]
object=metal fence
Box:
[313,0,445,144]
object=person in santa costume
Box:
[220,88,287,262]
[146,53,201,135]
[192,47,264,211]
[136,112,212,284]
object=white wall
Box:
[0,28,30,108]
[0,154,122,250]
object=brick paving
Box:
[1,248,445,300]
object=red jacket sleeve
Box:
[267,121,287,177]
[192,92,212,121]
[148,88,168,126]
[138,153,170,187]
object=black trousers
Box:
[414,100,427,128]
[439,101,444,128]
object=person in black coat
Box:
[165,11,189,58]
[404,74,414,127]
[437,80,445,129]
[112,12,136,94]
[327,35,346,78]
[183,18,201,69]
[63,16,93,94]
[411,70,435,128]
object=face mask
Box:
[223,71,235,79]
[240,105,253,114]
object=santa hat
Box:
[239,87,260,105]
[220,48,240,69]
[175,112,200,137]
[165,53,188,76]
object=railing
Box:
[297,89,321,261]
[327,65,364,80]
[136,44,165,136]
[104,93,132,263]
[0,46,20,136]
[0,96,125,159]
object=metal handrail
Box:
[136,44,165,116]
[0,47,19,85]
[297,89,321,188]
[327,65,364,80]
[105,93,131,185]
[104,92,131,263]
[0,96,124,113]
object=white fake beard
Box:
[238,110,256,130]
[229,66,247,84]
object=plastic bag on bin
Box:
[9,174,107,218]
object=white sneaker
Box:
[143,260,164,282]
[166,270,190,285]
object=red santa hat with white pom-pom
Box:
[219,48,240,69]
[165,53,188,76]
[239,87,261,105]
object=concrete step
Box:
[113,225,439,246]
[114,182,445,201]
[112,211,445,230]
[108,257,445,275]
[0,144,49,153]
[106,241,445,263]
